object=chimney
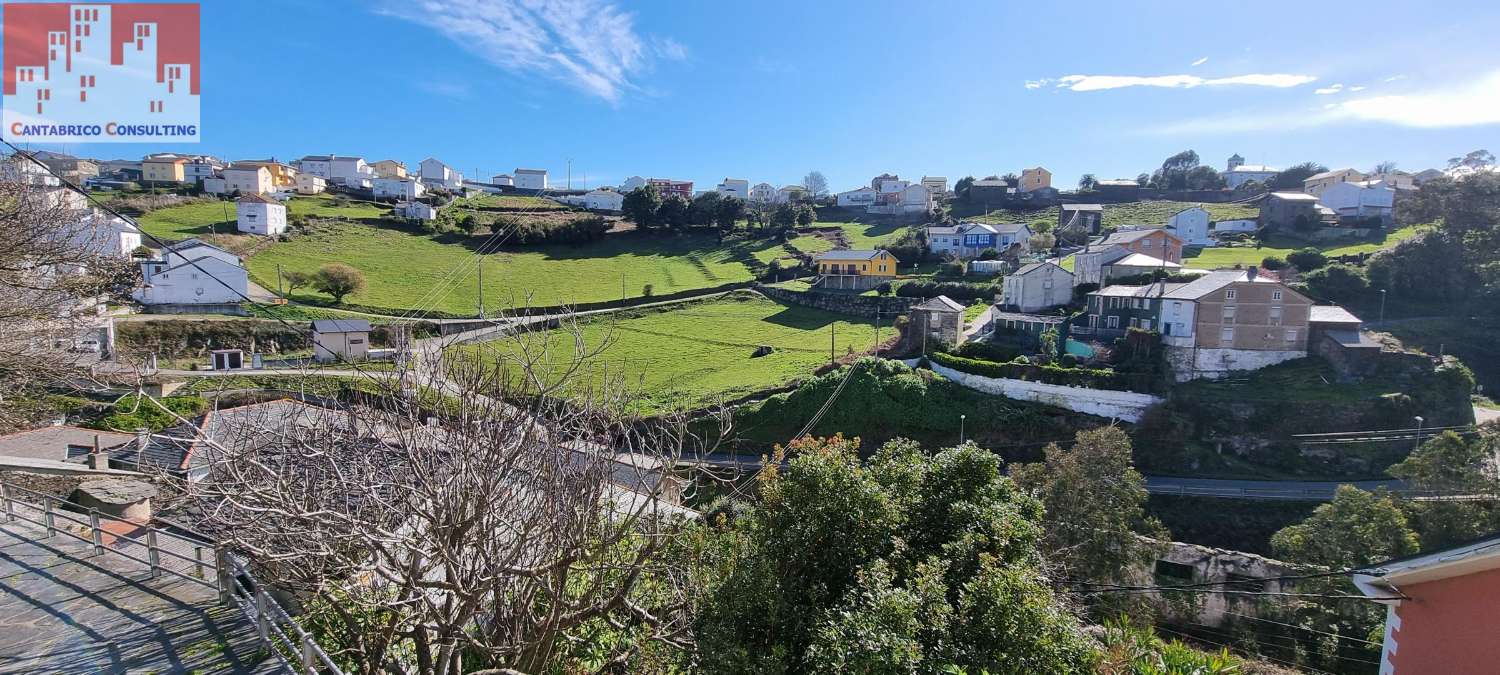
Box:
[1246,266,1258,281]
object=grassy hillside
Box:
[1380,315,1500,393]
[135,194,390,240]
[966,200,1259,228]
[246,221,784,315]
[1184,225,1420,268]
[451,292,880,413]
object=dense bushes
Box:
[117,319,426,358]
[895,280,1000,301]
[1285,247,1327,271]
[98,394,208,432]
[1301,263,1368,302]
[953,340,1022,363]
[494,214,611,246]
[928,351,1146,392]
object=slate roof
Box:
[1309,306,1362,324]
[815,249,888,261]
[1098,229,1177,247]
[235,193,278,204]
[1012,261,1070,276]
[312,319,371,333]
[1061,204,1104,212]
[0,426,134,462]
[990,311,1064,325]
[1092,281,1186,298]
[1108,253,1182,269]
[1159,269,1283,300]
[913,295,965,312]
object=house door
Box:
[213,351,243,370]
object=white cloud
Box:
[1191,56,1208,67]
[1156,70,1500,134]
[379,0,684,103]
[1384,74,1407,82]
[1051,72,1316,92]
[1023,78,1050,90]
[1314,83,1344,95]
[1348,85,1366,92]
[417,81,472,99]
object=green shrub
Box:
[1260,255,1288,270]
[896,280,1000,301]
[1286,247,1327,271]
[928,351,1142,391]
[98,395,208,432]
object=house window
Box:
[1042,279,1053,289]
[1155,560,1195,582]
[1142,239,1153,248]
[1272,290,1283,301]
[1107,316,1120,329]
[1269,306,1282,325]
[1142,319,1152,330]
[1225,289,1237,300]
[1222,307,1235,324]
[1129,318,1138,328]
[1220,327,1234,343]
[1285,329,1298,342]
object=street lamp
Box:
[1413,415,1425,452]
[960,414,967,444]
[1379,289,1387,324]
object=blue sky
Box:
[17,0,1500,191]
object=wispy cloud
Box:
[1190,57,1208,67]
[1348,85,1366,92]
[379,0,686,103]
[1023,78,1050,90]
[1384,74,1407,83]
[1314,83,1344,95]
[417,81,472,99]
[1156,70,1500,134]
[1047,72,1316,92]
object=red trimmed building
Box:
[1355,533,1500,674]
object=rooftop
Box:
[1309,305,1362,324]
[913,295,965,312]
[815,249,889,262]
[312,319,371,333]
[0,426,134,462]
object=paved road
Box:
[1143,476,1406,500]
[0,523,277,674]
[1475,405,1500,425]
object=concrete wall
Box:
[1136,539,1307,628]
[905,359,1163,421]
[757,284,918,318]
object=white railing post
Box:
[43,497,55,537]
[194,546,205,579]
[146,525,161,579]
[88,509,104,556]
[2,484,13,522]
[300,632,316,674]
[254,588,271,643]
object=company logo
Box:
[3,2,200,143]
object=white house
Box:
[621,176,647,191]
[295,173,326,195]
[372,177,426,200]
[921,176,948,195]
[418,158,464,191]
[925,222,1032,258]
[749,182,776,203]
[201,177,228,195]
[296,155,374,187]
[1212,219,1258,235]
[1165,206,1213,246]
[514,168,548,190]
[134,240,248,306]
[396,201,437,221]
[69,213,142,258]
[836,186,878,208]
[869,183,932,214]
[583,189,624,211]
[875,177,909,194]
[716,178,749,199]
[1002,261,1074,312]
[2,153,63,186]
[1319,180,1395,220]
[236,194,288,236]
[775,185,807,204]
[491,173,514,187]
[222,164,274,195]
[1223,155,1278,189]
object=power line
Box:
[1220,610,1383,648]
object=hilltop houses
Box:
[234,160,298,189]
[1165,206,1212,246]
[372,177,426,200]
[295,155,376,188]
[418,158,464,191]
[491,173,514,187]
[648,178,694,200]
[1320,180,1396,222]
[1001,261,1074,312]
[1261,192,1334,231]
[1073,229,1183,285]
[1019,167,1052,193]
[715,178,750,199]
[236,194,287,235]
[371,160,409,179]
[514,168,548,190]
[296,173,327,195]
[837,186,878,208]
[749,182,776,203]
[1302,168,1366,197]
[221,164,274,195]
[396,200,438,220]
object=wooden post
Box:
[255,589,271,642]
[1,484,12,523]
[194,546,205,579]
[215,546,233,604]
[43,497,55,537]
[146,526,161,578]
[301,632,316,673]
[89,509,104,556]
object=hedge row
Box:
[928,351,1141,392]
[895,280,1000,301]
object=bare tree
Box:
[802,170,829,199]
[0,155,138,431]
[161,319,725,674]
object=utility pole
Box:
[477,258,485,319]
[874,309,881,358]
[276,264,283,297]
[1379,289,1387,324]
[567,158,572,190]
[830,323,835,365]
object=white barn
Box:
[134,240,249,306]
[1166,206,1213,246]
[236,194,287,235]
[514,168,548,190]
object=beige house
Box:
[1019,166,1052,193]
[312,319,371,363]
[1002,261,1074,312]
[371,159,409,179]
[141,156,188,184]
[1302,168,1366,197]
[1159,268,1313,380]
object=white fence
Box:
[905,359,1163,422]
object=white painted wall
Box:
[135,256,248,305]
[1167,207,1212,246]
[905,360,1163,422]
[236,200,287,235]
[514,170,548,190]
[1165,346,1307,382]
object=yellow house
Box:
[371,159,408,179]
[234,160,299,188]
[1019,166,1052,193]
[814,249,899,290]
[141,157,187,183]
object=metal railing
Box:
[0,480,345,674]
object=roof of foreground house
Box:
[1309,306,1362,324]
[1355,532,1500,595]
[913,295,965,312]
[815,249,890,262]
[311,319,371,333]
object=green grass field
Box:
[966,200,1259,228]
[1183,225,1421,268]
[246,220,785,315]
[451,194,568,210]
[821,221,910,248]
[136,194,391,240]
[452,292,879,413]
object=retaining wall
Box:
[904,359,1163,421]
[758,284,919,318]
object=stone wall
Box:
[906,359,1163,421]
[1131,539,1308,627]
[757,284,919,318]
